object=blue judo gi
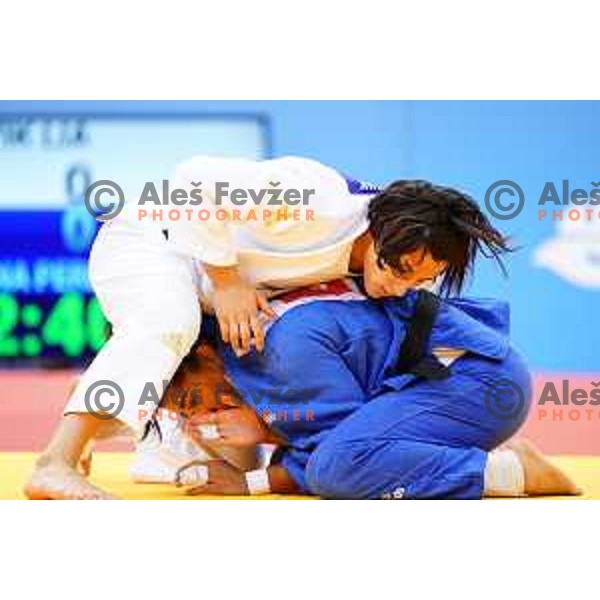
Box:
[220,289,532,499]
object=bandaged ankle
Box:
[245,469,271,495]
[483,449,526,497]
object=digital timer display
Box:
[0,293,108,363]
[0,114,266,366]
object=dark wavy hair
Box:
[367,180,512,295]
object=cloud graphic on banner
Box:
[534,218,600,289]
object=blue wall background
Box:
[1,100,598,372]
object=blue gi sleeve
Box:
[222,305,370,490]
[278,447,313,493]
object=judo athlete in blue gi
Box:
[180,286,578,499]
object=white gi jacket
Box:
[164,155,375,292]
[65,155,378,435]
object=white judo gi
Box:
[64,155,376,438]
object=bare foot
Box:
[509,440,580,496]
[24,457,119,500]
[78,449,93,477]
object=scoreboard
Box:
[0,114,267,366]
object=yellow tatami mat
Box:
[2,453,599,500]
[0,452,310,500]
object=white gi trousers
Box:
[64,218,201,438]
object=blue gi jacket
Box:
[220,290,523,491]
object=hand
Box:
[184,406,271,447]
[179,460,250,496]
[206,266,276,356]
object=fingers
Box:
[249,314,265,353]
[219,293,274,356]
[257,293,277,318]
[184,412,222,446]
[175,460,209,487]
[229,318,242,355]
[198,423,221,441]
[187,421,221,442]
[238,320,251,354]
[219,316,252,354]
[218,316,230,344]
[226,315,251,356]
[186,481,234,496]
[183,461,241,495]
[184,464,217,494]
[229,315,262,356]
[186,484,217,496]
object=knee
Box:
[160,307,201,359]
[306,440,362,499]
[128,304,201,360]
[306,437,423,499]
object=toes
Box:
[25,466,117,500]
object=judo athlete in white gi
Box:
[25,156,512,499]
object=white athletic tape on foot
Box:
[484,449,526,497]
[245,469,270,495]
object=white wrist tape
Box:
[245,469,271,495]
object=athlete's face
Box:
[362,243,446,299]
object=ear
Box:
[403,247,426,269]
